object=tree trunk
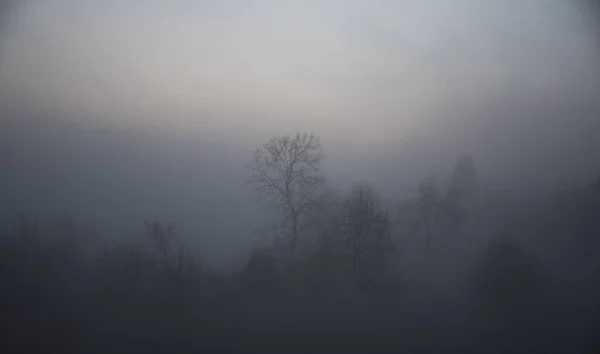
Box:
[287,214,298,262]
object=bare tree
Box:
[14,213,38,247]
[447,155,479,205]
[444,155,478,233]
[417,156,478,254]
[418,175,442,253]
[336,184,393,289]
[145,220,175,267]
[144,220,191,296]
[249,132,325,262]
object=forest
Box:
[1,132,599,353]
[2,0,600,352]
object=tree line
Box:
[1,132,599,353]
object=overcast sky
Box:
[1,1,597,139]
[0,0,598,266]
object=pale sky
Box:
[1,0,597,144]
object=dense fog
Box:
[0,0,599,353]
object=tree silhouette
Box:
[144,220,191,296]
[418,175,442,253]
[336,184,393,290]
[242,249,283,295]
[416,156,479,252]
[445,155,479,232]
[472,238,545,322]
[249,132,325,262]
